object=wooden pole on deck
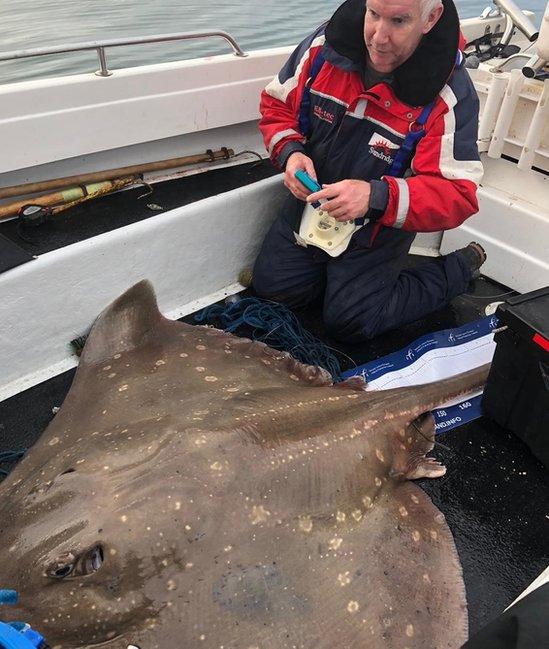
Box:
[0,148,235,201]
[0,177,138,220]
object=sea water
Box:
[0,0,545,83]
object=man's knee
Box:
[251,230,292,299]
[253,254,324,309]
[251,251,277,298]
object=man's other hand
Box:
[307,179,371,222]
[284,152,318,201]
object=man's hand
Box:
[284,152,318,201]
[307,179,371,222]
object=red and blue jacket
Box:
[259,0,483,234]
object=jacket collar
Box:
[324,0,460,107]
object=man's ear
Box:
[422,4,444,34]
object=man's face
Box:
[363,0,444,73]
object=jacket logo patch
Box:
[313,105,335,124]
[368,133,399,164]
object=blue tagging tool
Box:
[294,170,322,208]
[0,622,45,649]
[0,591,46,649]
[294,169,321,193]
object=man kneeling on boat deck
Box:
[252,0,486,342]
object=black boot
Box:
[456,241,487,279]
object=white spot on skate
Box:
[299,516,313,533]
[338,572,351,586]
[347,601,359,613]
[250,505,270,525]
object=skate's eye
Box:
[47,552,76,579]
[81,545,104,575]
[46,545,104,580]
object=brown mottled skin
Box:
[0,281,489,648]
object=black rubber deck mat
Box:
[0,232,34,272]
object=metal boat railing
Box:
[0,30,248,77]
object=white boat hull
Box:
[0,176,284,402]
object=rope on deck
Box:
[195,296,342,381]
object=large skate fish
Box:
[0,281,488,649]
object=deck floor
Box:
[0,163,547,641]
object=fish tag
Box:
[298,202,365,256]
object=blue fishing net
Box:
[195,296,342,381]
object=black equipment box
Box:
[482,286,549,469]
